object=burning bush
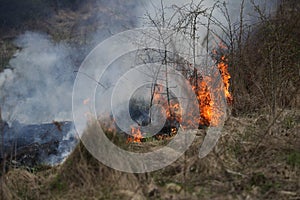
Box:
[98,48,233,144]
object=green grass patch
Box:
[287,151,300,167]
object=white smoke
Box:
[0,68,14,88]
[138,0,279,44]
[45,127,78,166]
[140,0,279,25]
[0,1,279,125]
[0,32,75,124]
[0,1,280,166]
[0,1,144,125]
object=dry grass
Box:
[0,1,299,199]
[1,110,299,199]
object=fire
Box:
[188,46,233,127]
[189,74,218,127]
[194,78,213,126]
[153,84,182,124]
[127,126,143,143]
[217,56,233,104]
[126,84,182,143]
[99,44,233,143]
[171,127,177,135]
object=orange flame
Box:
[126,84,183,143]
[189,75,214,127]
[127,126,143,143]
[198,79,213,126]
[101,44,233,143]
[217,56,233,104]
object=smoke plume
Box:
[0,32,75,124]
